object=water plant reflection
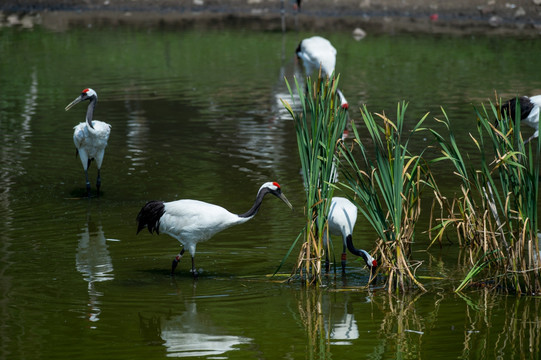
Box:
[296,288,330,358]
[457,289,541,359]
[297,286,541,359]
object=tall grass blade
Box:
[283,74,349,284]
[338,102,432,292]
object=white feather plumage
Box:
[296,36,348,109]
[324,197,377,271]
[66,88,111,196]
[160,199,251,256]
[73,119,111,170]
[136,182,293,276]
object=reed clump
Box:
[338,102,433,293]
[282,82,540,295]
[429,98,541,294]
[282,74,349,285]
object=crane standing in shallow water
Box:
[295,36,349,110]
[324,197,377,273]
[65,88,111,197]
[136,182,293,277]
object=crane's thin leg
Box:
[96,169,101,197]
[342,237,347,273]
[342,249,347,273]
[191,256,198,278]
[84,168,91,197]
[171,248,185,275]
[325,254,330,273]
[78,150,91,196]
[323,232,330,273]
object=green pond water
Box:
[1,25,540,359]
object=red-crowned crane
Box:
[296,36,348,109]
[136,182,293,277]
[500,95,541,143]
[65,88,111,197]
[324,197,377,273]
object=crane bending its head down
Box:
[65,88,111,197]
[136,182,293,277]
[295,36,349,110]
[324,197,377,273]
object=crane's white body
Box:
[73,120,111,170]
[297,36,337,77]
[323,197,376,271]
[327,197,357,240]
[136,182,293,275]
[296,36,348,109]
[160,199,252,257]
[324,197,357,270]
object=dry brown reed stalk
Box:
[429,100,541,294]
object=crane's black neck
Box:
[86,96,97,129]
[346,234,370,264]
[238,187,271,219]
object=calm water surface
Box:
[1,26,541,359]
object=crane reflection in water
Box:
[75,214,115,327]
[139,294,252,357]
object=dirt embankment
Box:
[1,0,541,36]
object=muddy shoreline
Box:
[2,0,541,35]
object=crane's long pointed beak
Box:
[65,96,83,111]
[279,193,293,210]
